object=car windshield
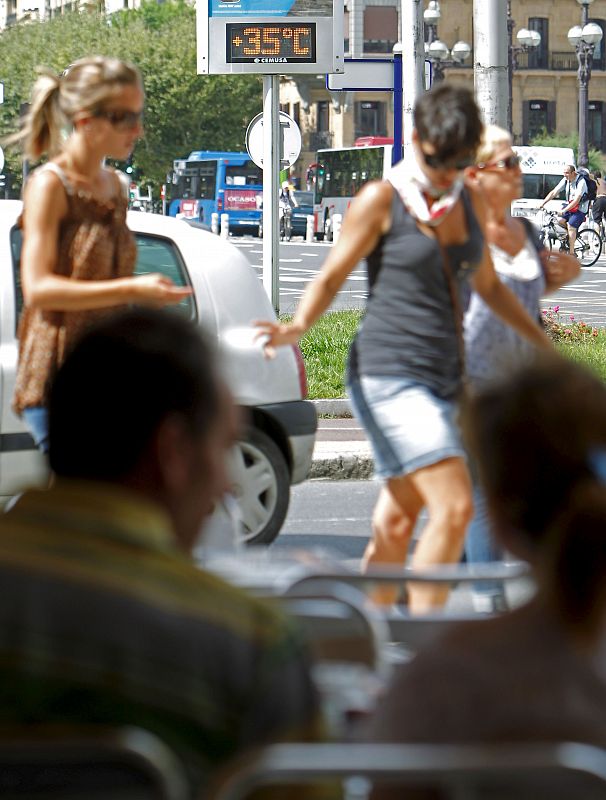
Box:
[292,191,314,207]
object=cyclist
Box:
[539,164,588,254]
[279,180,294,240]
[591,169,606,232]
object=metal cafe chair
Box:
[0,725,189,800]
[209,741,606,800]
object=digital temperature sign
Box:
[198,0,343,75]
[226,22,316,64]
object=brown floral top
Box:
[13,163,137,415]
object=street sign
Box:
[246,111,301,169]
[327,58,433,92]
[197,0,344,75]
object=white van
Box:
[511,145,576,225]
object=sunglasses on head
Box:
[422,151,476,171]
[93,108,143,131]
[476,154,521,171]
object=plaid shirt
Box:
[0,480,321,790]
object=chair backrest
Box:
[0,725,189,800]
[278,581,391,675]
[209,741,606,800]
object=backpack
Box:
[578,168,597,203]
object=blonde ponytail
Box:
[5,56,142,161]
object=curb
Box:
[312,398,352,417]
[309,454,374,481]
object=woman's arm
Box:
[21,171,191,311]
[255,180,393,352]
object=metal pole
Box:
[401,0,424,160]
[262,75,280,314]
[507,0,514,133]
[392,44,403,165]
[473,0,508,127]
[577,1,590,168]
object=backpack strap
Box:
[519,216,545,255]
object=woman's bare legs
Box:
[362,457,474,613]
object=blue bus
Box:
[167,151,263,234]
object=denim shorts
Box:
[22,406,49,454]
[347,375,465,480]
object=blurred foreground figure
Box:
[369,355,606,751]
[463,125,579,612]
[256,83,550,612]
[0,309,320,793]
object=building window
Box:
[524,100,555,142]
[317,101,329,132]
[528,18,548,69]
[354,101,387,139]
[364,6,398,53]
[589,101,604,151]
[292,102,300,127]
[589,19,605,70]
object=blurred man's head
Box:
[48,309,235,551]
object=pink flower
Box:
[570,315,575,321]
[565,329,572,335]
[593,330,599,337]
[553,305,560,313]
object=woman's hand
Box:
[541,249,580,294]
[132,273,193,306]
[254,319,305,359]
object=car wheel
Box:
[229,427,290,546]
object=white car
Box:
[0,202,316,545]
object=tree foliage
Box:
[0,1,262,192]
[529,130,605,173]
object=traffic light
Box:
[125,156,134,175]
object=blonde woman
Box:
[11,57,191,451]
[464,125,579,611]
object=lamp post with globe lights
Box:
[568,0,603,167]
[507,0,541,135]
[423,1,471,84]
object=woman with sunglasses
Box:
[463,125,579,613]
[10,57,191,452]
[256,84,551,613]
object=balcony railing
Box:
[515,50,603,71]
[306,131,334,151]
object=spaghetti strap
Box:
[41,162,74,196]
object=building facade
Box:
[0,0,138,29]
[280,0,606,186]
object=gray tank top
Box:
[349,186,484,400]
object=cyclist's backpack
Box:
[578,168,597,203]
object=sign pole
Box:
[262,74,280,314]
[392,44,403,166]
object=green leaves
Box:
[0,0,262,192]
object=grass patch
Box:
[282,309,363,399]
[286,306,606,399]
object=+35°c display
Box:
[226,22,316,63]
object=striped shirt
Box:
[0,480,321,791]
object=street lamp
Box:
[423,1,471,83]
[507,0,541,135]
[568,0,603,167]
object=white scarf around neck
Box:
[388,153,464,226]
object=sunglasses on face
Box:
[93,108,144,131]
[476,154,521,171]
[422,151,476,171]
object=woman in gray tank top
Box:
[256,84,551,613]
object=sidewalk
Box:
[310,399,374,480]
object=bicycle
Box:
[538,209,602,267]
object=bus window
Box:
[225,160,263,186]
[197,162,217,199]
